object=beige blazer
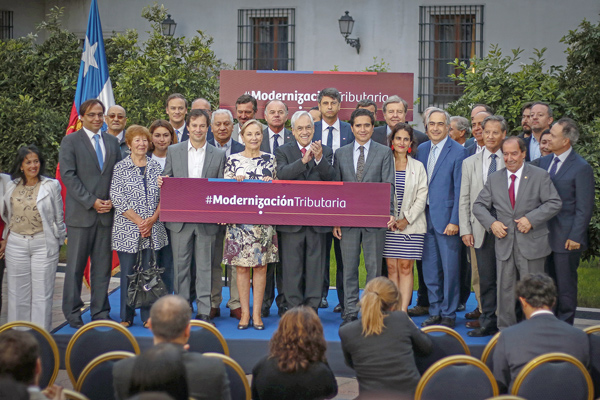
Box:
[393,156,428,235]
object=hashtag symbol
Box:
[206,195,212,204]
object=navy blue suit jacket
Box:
[313,120,354,148]
[417,138,465,234]
[465,142,477,157]
[205,126,214,142]
[208,138,245,155]
[179,125,190,142]
[535,151,595,252]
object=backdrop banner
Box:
[160,178,391,228]
[219,70,414,121]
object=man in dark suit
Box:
[417,109,465,329]
[104,105,129,158]
[113,295,230,400]
[192,97,214,142]
[524,102,554,161]
[492,273,590,393]
[275,111,335,312]
[60,99,122,328]
[373,95,428,148]
[313,87,354,314]
[535,118,594,325]
[166,93,189,142]
[473,137,562,328]
[356,99,386,145]
[333,108,395,326]
[231,94,265,142]
[207,109,244,320]
[162,109,226,324]
[465,110,491,157]
[518,102,533,139]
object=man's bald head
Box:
[148,295,191,343]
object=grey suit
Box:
[59,129,122,324]
[472,164,562,328]
[113,346,231,400]
[334,140,395,316]
[163,141,226,315]
[492,313,590,393]
[275,141,335,309]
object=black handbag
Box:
[127,237,168,309]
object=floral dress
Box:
[222,152,279,267]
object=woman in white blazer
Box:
[382,123,428,312]
[3,145,66,331]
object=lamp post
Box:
[161,14,177,37]
[338,11,360,54]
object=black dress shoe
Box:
[408,305,430,317]
[319,297,329,308]
[195,314,215,326]
[340,313,358,327]
[467,327,498,337]
[457,303,466,312]
[333,304,343,313]
[69,319,84,329]
[421,315,442,327]
[440,317,456,329]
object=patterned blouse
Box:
[9,181,43,235]
[110,156,168,253]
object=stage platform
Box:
[52,287,490,376]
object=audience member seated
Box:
[128,343,188,400]
[0,330,64,400]
[492,273,590,393]
[339,277,432,398]
[251,306,338,400]
[0,375,29,400]
[113,295,231,400]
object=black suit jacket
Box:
[260,127,293,153]
[492,313,590,393]
[179,125,190,142]
[275,141,335,234]
[208,138,245,156]
[59,129,122,227]
[112,347,231,400]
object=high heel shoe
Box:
[238,318,252,330]
[253,319,265,330]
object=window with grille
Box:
[0,10,13,40]
[238,8,295,71]
[418,5,484,112]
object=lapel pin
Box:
[524,176,528,179]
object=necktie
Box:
[549,156,560,178]
[509,174,517,209]
[300,148,307,156]
[176,130,181,141]
[93,134,104,170]
[356,146,365,182]
[326,126,334,148]
[489,154,497,218]
[273,134,280,152]
[427,145,437,183]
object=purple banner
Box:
[160,178,391,228]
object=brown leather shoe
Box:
[466,320,481,329]
[209,307,221,319]
[465,308,481,320]
[229,307,242,320]
[408,305,430,317]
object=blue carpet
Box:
[53,287,490,375]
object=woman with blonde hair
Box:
[339,277,432,397]
[252,306,338,400]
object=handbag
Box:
[127,236,168,309]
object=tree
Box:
[106,3,226,126]
[446,45,567,134]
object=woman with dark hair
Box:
[148,120,177,171]
[111,125,168,328]
[383,123,428,312]
[223,119,278,331]
[339,277,432,397]
[252,306,337,400]
[128,343,188,400]
[3,145,66,331]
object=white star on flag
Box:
[81,36,98,77]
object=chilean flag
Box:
[57,0,119,287]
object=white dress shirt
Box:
[353,140,371,173]
[475,143,484,154]
[321,119,341,151]
[83,127,105,162]
[529,134,541,160]
[507,164,525,200]
[187,140,206,178]
[482,148,503,184]
[548,147,572,175]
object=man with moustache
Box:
[466,110,492,157]
[166,93,189,142]
[231,94,265,141]
[161,109,227,324]
[518,102,533,139]
[472,137,561,328]
[459,115,507,336]
[275,111,335,312]
[373,96,429,147]
[104,105,129,158]
[525,102,554,161]
[333,108,395,326]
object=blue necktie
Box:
[273,134,280,152]
[549,156,560,178]
[326,126,334,148]
[94,134,104,170]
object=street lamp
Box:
[161,14,177,37]
[338,11,360,54]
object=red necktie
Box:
[509,174,517,209]
[301,148,307,156]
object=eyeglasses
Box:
[85,113,104,119]
[107,114,126,120]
